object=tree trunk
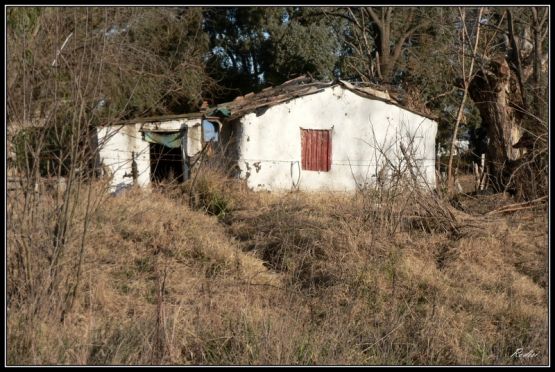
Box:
[467,9,547,201]
[468,56,522,191]
[531,7,545,120]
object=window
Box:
[202,119,219,142]
[301,129,331,172]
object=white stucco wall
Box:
[235,86,438,192]
[97,123,150,192]
[97,118,202,192]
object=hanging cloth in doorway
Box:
[143,131,184,149]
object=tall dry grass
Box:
[7,166,548,365]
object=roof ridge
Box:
[208,78,437,121]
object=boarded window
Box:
[301,129,331,172]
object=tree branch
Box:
[385,7,393,24]
[447,7,483,194]
[403,8,415,35]
[391,20,431,65]
[322,9,361,31]
[507,9,528,110]
[365,6,382,29]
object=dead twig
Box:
[485,196,547,215]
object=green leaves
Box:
[204,7,343,97]
[267,14,341,82]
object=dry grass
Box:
[7,172,548,365]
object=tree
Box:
[99,7,218,117]
[7,7,218,123]
[466,6,548,199]
[262,7,343,84]
[203,7,343,101]
[203,7,271,99]
[446,7,484,194]
[324,7,436,84]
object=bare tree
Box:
[324,6,432,83]
[446,7,484,195]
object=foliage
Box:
[262,7,343,84]
[203,7,343,100]
[7,7,218,124]
[105,7,217,116]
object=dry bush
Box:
[7,185,283,365]
[177,147,246,220]
[224,182,548,365]
[507,145,548,202]
[7,167,548,365]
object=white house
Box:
[96,76,438,193]
[96,113,222,193]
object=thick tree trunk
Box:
[467,10,547,201]
[468,56,522,191]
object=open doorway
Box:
[145,130,187,184]
[150,143,184,183]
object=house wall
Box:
[97,118,202,192]
[235,86,438,192]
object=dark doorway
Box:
[150,142,184,183]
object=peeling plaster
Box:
[235,86,437,192]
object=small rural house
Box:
[97,76,438,193]
[96,112,222,193]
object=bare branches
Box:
[423,87,457,106]
[530,6,548,120]
[531,6,548,31]
[7,7,215,324]
[446,7,484,195]
[507,9,528,110]
[365,7,381,29]
[485,195,547,215]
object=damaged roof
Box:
[209,75,436,121]
[105,112,222,127]
[103,75,435,127]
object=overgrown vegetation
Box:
[7,166,548,365]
